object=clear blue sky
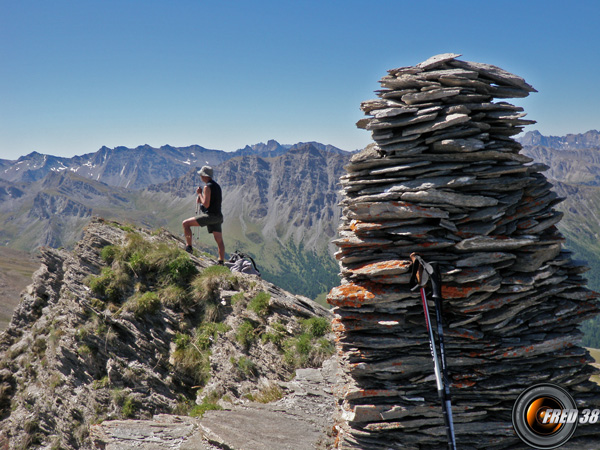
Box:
[1,0,599,160]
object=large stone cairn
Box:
[327,53,600,449]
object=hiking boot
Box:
[216,260,224,266]
[185,245,193,254]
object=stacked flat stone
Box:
[327,53,600,449]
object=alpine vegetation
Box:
[328,54,600,449]
[0,218,332,449]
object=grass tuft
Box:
[189,394,223,418]
[231,356,257,379]
[247,291,271,317]
[121,396,137,418]
[254,382,284,403]
[159,284,190,308]
[191,265,236,301]
[171,322,229,385]
[87,267,130,302]
[262,320,288,346]
[235,320,257,349]
[300,316,330,338]
[123,291,161,317]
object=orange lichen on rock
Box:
[348,259,411,277]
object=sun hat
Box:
[198,166,213,178]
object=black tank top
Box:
[206,180,222,215]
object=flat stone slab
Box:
[91,410,328,450]
[91,360,339,450]
[199,408,325,450]
[90,415,204,450]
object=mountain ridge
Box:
[518,129,600,149]
[0,141,349,190]
[519,130,600,349]
[0,142,350,303]
[0,218,334,449]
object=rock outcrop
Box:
[328,54,600,449]
[0,218,333,449]
[90,358,340,450]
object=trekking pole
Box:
[190,169,198,245]
[429,261,457,450]
[410,253,457,450]
[194,190,200,245]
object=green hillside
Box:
[554,182,600,348]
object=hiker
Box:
[182,166,225,265]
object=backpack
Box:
[225,250,261,277]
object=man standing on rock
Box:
[182,166,226,265]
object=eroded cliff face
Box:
[0,218,332,449]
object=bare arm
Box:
[197,185,211,208]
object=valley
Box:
[1,131,600,327]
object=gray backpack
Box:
[225,251,261,277]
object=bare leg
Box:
[213,231,225,261]
[182,218,199,247]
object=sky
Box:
[1,0,599,160]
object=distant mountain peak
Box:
[287,142,322,156]
[518,129,600,149]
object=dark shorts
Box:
[194,213,223,234]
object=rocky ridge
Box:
[0,143,349,303]
[0,145,231,189]
[0,218,334,449]
[518,130,600,150]
[90,358,340,450]
[328,53,600,449]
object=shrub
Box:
[313,338,335,365]
[111,223,135,233]
[92,376,110,390]
[77,344,93,357]
[230,292,246,306]
[174,333,191,350]
[128,250,149,275]
[172,395,194,416]
[122,232,149,261]
[144,243,198,285]
[247,291,270,317]
[163,251,198,285]
[295,333,312,355]
[283,328,334,369]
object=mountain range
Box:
[0,140,348,189]
[518,129,600,150]
[0,140,351,305]
[2,130,600,306]
[517,130,600,251]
